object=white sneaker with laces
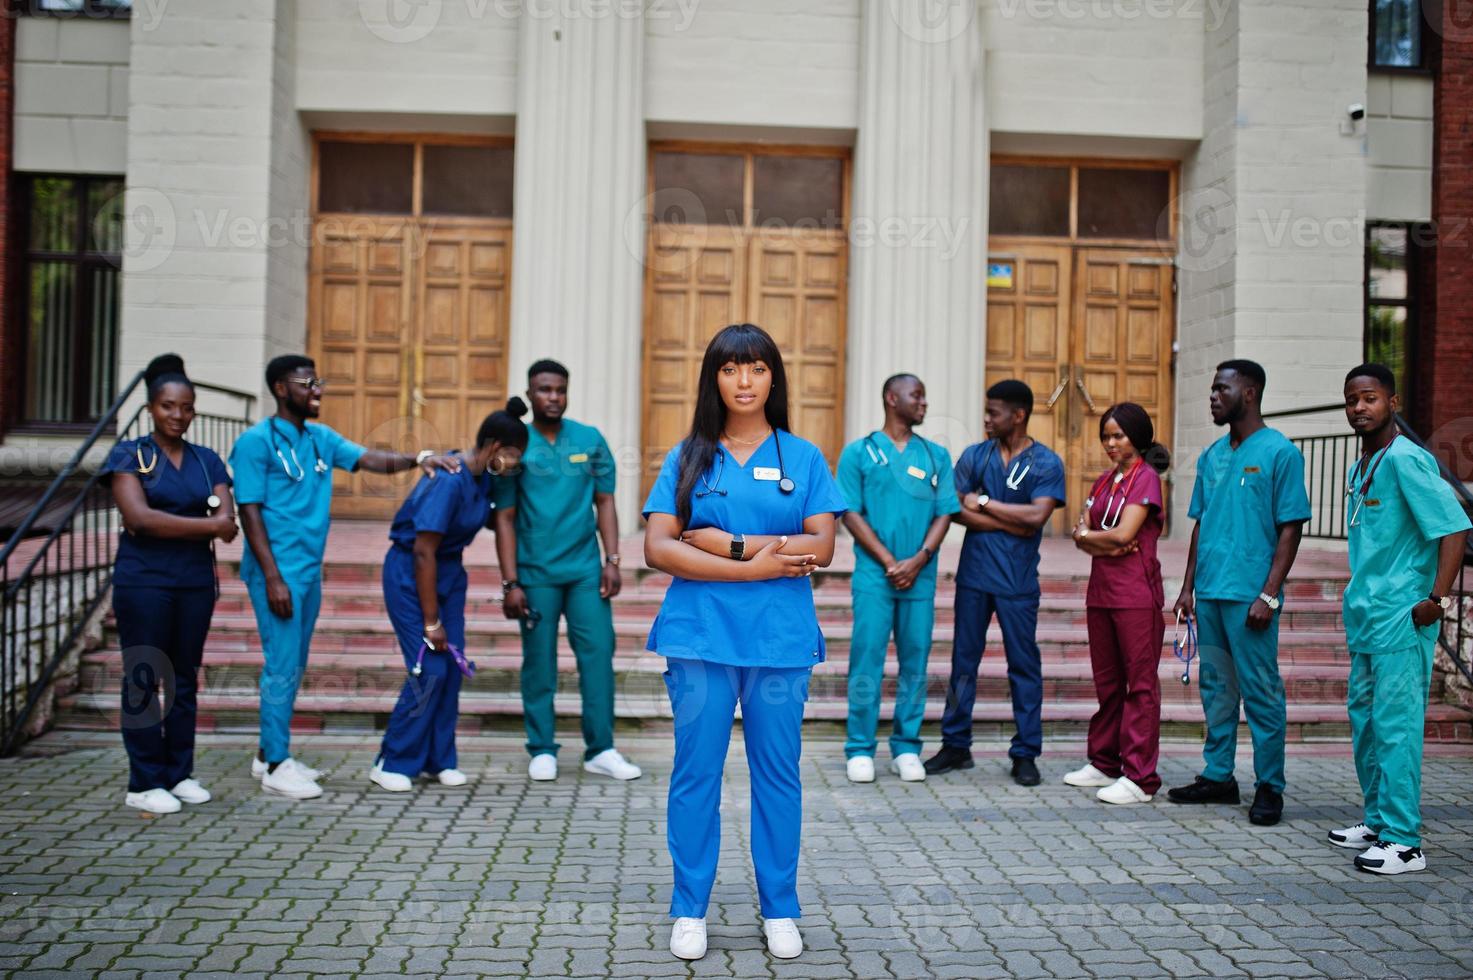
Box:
[889,754,926,782]
[252,755,322,781]
[437,768,468,787]
[528,754,558,781]
[763,917,803,959]
[169,778,211,804]
[1097,776,1153,805]
[584,748,642,780]
[261,758,324,800]
[1355,840,1427,875]
[669,917,707,960]
[1063,763,1117,787]
[125,788,181,814]
[846,756,875,783]
[1327,822,1377,849]
[369,761,412,792]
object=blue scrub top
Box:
[103,436,231,589]
[387,460,497,566]
[1187,427,1311,602]
[952,438,1066,597]
[642,431,848,668]
[836,431,960,600]
[229,417,365,585]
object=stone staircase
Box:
[54,522,1473,743]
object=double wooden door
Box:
[308,217,512,518]
[984,241,1175,532]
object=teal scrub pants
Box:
[1195,598,1287,792]
[245,575,323,765]
[519,574,616,760]
[1348,639,1435,847]
[845,590,933,759]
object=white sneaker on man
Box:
[252,755,321,781]
[1096,776,1153,805]
[1355,840,1427,875]
[125,788,181,814]
[1327,822,1378,849]
[669,917,707,960]
[169,778,212,804]
[584,748,642,780]
[846,756,875,783]
[763,917,803,959]
[1063,763,1117,788]
[889,754,926,782]
[369,761,413,793]
[528,754,558,781]
[436,768,468,787]
[261,758,324,800]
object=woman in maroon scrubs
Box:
[1065,402,1170,804]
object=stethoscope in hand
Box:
[696,430,795,497]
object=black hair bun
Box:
[505,395,529,419]
[1144,441,1172,474]
[145,353,187,385]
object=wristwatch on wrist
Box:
[1258,592,1281,611]
[1430,594,1452,612]
[976,493,991,511]
[416,449,435,466]
[605,554,621,567]
[501,580,522,599]
[920,545,934,561]
[730,533,746,560]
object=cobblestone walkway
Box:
[1,733,1470,979]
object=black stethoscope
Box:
[863,432,943,498]
[269,416,328,481]
[1346,432,1399,528]
[135,435,221,512]
[696,430,795,498]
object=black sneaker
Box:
[1166,775,1241,805]
[1249,785,1284,826]
[1011,757,1041,787]
[922,745,974,775]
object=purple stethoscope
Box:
[1173,610,1197,686]
[412,636,477,679]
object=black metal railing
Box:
[0,373,255,755]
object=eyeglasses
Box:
[287,377,327,391]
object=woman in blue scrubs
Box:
[644,323,847,962]
[104,354,237,814]
[368,398,529,792]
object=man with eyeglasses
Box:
[230,355,460,800]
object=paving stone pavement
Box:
[1,732,1470,979]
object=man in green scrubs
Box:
[1329,364,1469,875]
[1168,359,1311,826]
[837,374,960,784]
[495,359,641,782]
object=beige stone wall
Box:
[13,17,130,174]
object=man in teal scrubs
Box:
[837,374,960,784]
[495,359,641,782]
[1168,359,1311,826]
[1329,363,1469,875]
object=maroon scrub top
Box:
[1085,462,1165,610]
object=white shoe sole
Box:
[261,780,323,800]
[369,771,413,793]
[847,764,875,783]
[1064,773,1117,788]
[888,763,924,783]
[584,763,640,780]
[125,795,180,814]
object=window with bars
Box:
[1365,223,1419,419]
[18,175,125,426]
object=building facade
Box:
[0,0,1464,530]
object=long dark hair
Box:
[674,324,791,527]
[1099,402,1171,473]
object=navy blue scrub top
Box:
[387,459,497,565]
[952,438,1066,597]
[103,436,231,589]
[642,431,848,668]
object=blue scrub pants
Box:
[112,586,215,792]
[845,590,933,760]
[1195,598,1287,792]
[663,658,810,920]
[1348,639,1435,847]
[245,574,323,765]
[378,549,468,777]
[941,587,1043,759]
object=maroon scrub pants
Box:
[1085,607,1164,794]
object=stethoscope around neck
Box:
[1085,459,1145,531]
[135,435,220,512]
[696,430,795,497]
[864,432,943,498]
[269,416,328,481]
[982,439,1033,492]
[1345,432,1398,528]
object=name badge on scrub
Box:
[568,453,589,464]
[906,465,928,480]
[752,467,781,482]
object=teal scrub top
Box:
[229,417,366,585]
[836,431,960,600]
[1344,437,1470,654]
[493,417,615,586]
[1188,427,1311,602]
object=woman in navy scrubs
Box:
[644,324,846,962]
[104,354,237,814]
[368,398,529,791]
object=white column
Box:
[847,0,988,455]
[508,8,645,526]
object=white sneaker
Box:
[261,758,324,800]
[169,778,212,804]
[584,748,642,780]
[846,756,875,783]
[1063,763,1117,788]
[669,917,707,960]
[369,761,412,793]
[763,917,803,959]
[437,768,468,787]
[1097,776,1153,805]
[1355,840,1427,875]
[528,754,558,781]
[125,788,181,814]
[252,754,321,781]
[889,754,926,782]
[1327,822,1378,849]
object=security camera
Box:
[1348,103,1366,120]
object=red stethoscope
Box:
[1085,459,1145,530]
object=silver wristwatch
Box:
[1258,592,1281,611]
